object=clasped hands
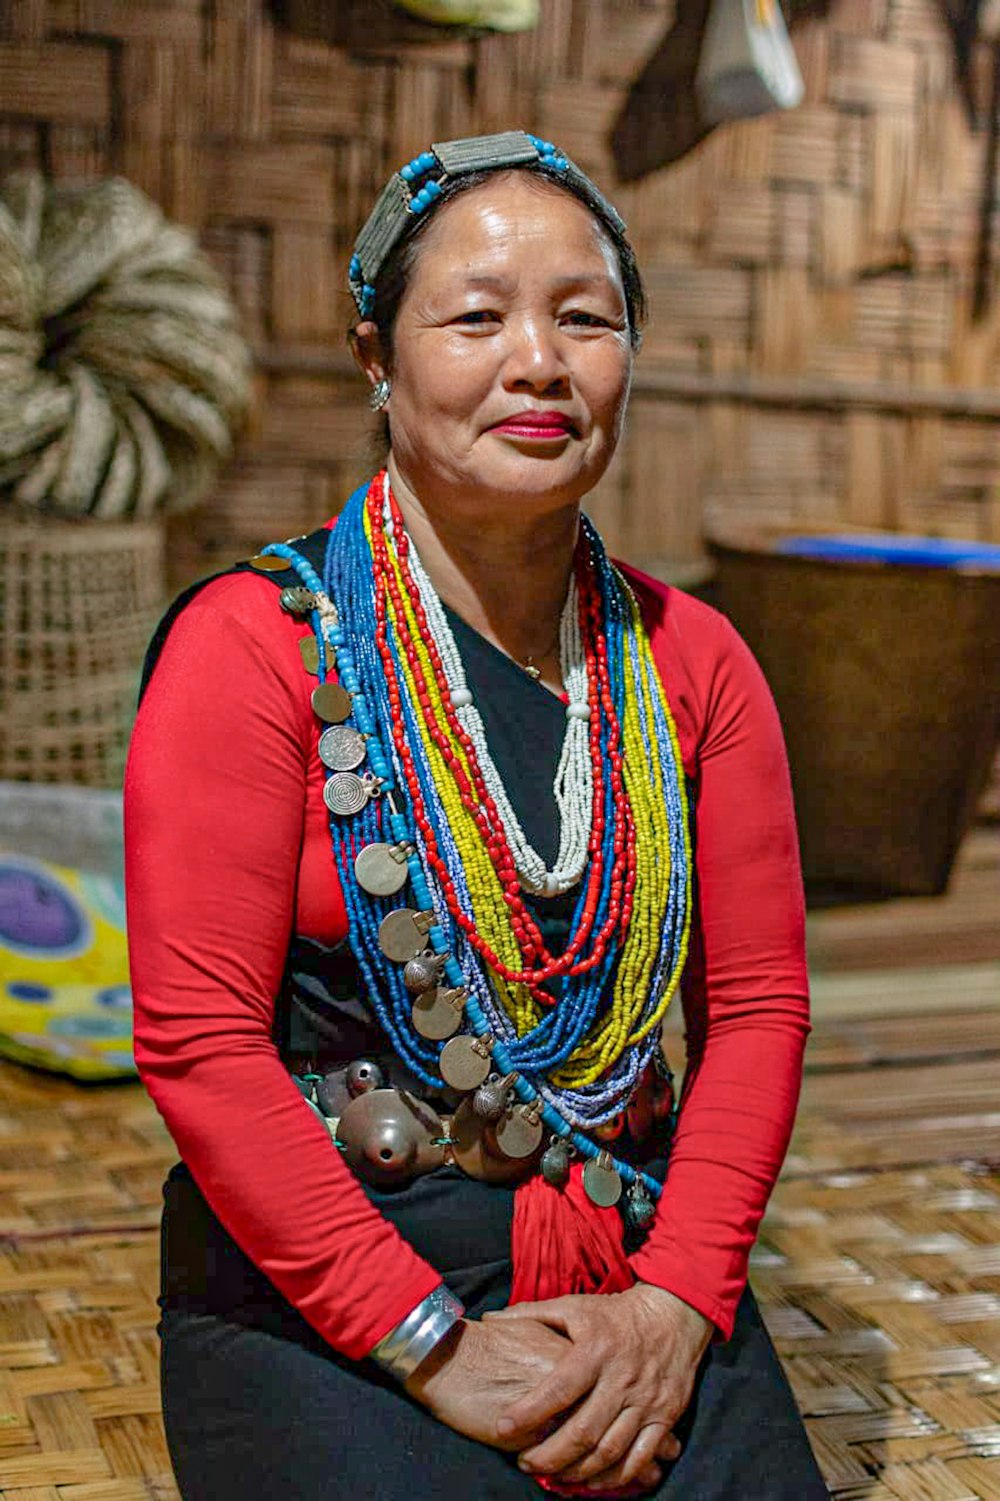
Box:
[405,1284,712,1495]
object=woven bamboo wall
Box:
[2,0,1000,591]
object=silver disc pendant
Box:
[493,1102,544,1160]
[378,908,433,963]
[355,842,409,897]
[411,987,466,1041]
[311,682,352,723]
[323,772,370,816]
[319,724,366,772]
[582,1151,623,1208]
[439,1034,493,1092]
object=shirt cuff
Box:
[626,1256,738,1343]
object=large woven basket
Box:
[0,512,165,788]
[708,526,1000,900]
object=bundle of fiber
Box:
[0,172,252,518]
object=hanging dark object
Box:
[611,0,827,181]
[610,0,715,181]
[941,0,984,125]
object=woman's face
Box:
[365,174,634,517]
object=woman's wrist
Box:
[369,1284,465,1384]
[626,1281,714,1344]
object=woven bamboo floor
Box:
[0,830,996,1498]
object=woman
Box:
[125,130,828,1499]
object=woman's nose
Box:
[504,317,568,392]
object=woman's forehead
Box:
[410,176,621,286]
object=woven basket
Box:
[0,511,165,788]
[708,526,1000,900]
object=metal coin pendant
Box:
[355,842,409,897]
[323,772,369,816]
[439,1034,492,1092]
[493,1103,544,1160]
[411,986,466,1041]
[311,681,352,723]
[319,724,366,772]
[249,553,288,572]
[378,908,433,963]
[582,1151,623,1208]
[299,636,321,675]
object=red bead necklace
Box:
[368,479,637,995]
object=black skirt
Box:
[158,1161,828,1501]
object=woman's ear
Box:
[351,320,388,393]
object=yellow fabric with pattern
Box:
[0,850,135,1080]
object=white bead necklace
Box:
[383,480,593,897]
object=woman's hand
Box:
[483,1283,713,1491]
[403,1313,572,1453]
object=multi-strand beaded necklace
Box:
[260,471,691,1219]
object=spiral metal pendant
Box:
[323,771,370,816]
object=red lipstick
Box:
[491,410,576,440]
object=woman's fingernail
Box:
[518,1459,534,1473]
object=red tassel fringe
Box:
[510,1164,651,1499]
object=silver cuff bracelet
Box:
[369,1284,465,1382]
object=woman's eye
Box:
[453,309,500,325]
[563,311,611,328]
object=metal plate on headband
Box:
[355,841,409,897]
[319,724,366,772]
[323,772,369,816]
[354,177,411,288]
[378,908,432,963]
[432,131,538,175]
[311,682,352,723]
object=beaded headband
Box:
[348,130,628,320]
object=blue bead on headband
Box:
[348,130,627,321]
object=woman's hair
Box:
[353,165,647,363]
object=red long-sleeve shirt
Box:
[123,554,809,1356]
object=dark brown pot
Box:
[708,528,1000,901]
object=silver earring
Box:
[370,377,391,412]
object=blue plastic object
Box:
[776,534,1000,569]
